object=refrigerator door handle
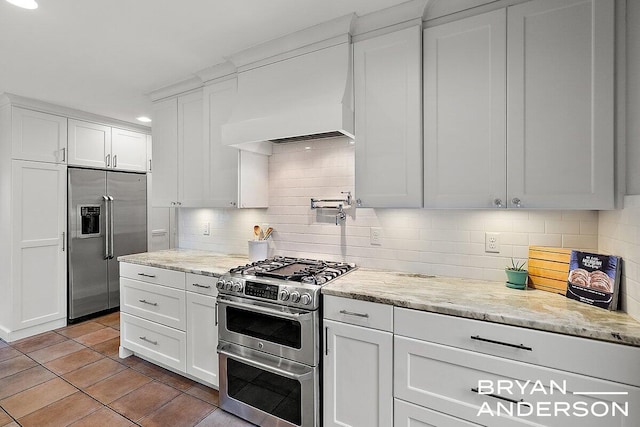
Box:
[103,195,110,259]
[108,195,114,259]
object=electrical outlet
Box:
[370,227,382,245]
[203,222,210,236]
[485,232,500,253]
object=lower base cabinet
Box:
[395,399,480,427]
[186,291,218,386]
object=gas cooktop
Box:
[229,256,355,285]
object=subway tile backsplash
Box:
[179,138,599,283]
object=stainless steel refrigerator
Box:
[68,167,147,322]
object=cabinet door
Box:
[507,0,614,209]
[12,107,67,164]
[203,79,240,208]
[67,119,111,169]
[152,97,179,207]
[178,91,205,206]
[323,319,393,427]
[424,10,507,208]
[354,26,422,208]
[186,291,219,387]
[239,150,268,208]
[395,399,481,427]
[111,128,147,172]
[12,160,66,330]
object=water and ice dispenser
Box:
[78,205,101,237]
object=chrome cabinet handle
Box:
[139,336,158,345]
[494,198,503,208]
[192,283,211,289]
[106,154,111,167]
[511,197,522,208]
[325,326,329,355]
[471,387,530,406]
[214,303,218,326]
[62,232,65,251]
[339,309,369,318]
[103,195,109,259]
[149,159,152,171]
[61,147,66,162]
[113,155,118,168]
[138,299,158,306]
[470,335,532,351]
[137,273,156,278]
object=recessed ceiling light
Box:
[304,146,311,150]
[136,116,152,123]
[5,0,38,9]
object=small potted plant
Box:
[505,258,528,289]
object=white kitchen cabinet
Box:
[11,107,67,164]
[395,399,480,427]
[354,26,422,208]
[111,127,147,172]
[152,97,179,207]
[507,0,614,209]
[178,90,206,206]
[2,160,67,340]
[323,296,393,427]
[67,119,112,168]
[186,290,219,387]
[424,10,507,208]
[424,0,614,209]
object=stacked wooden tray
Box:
[527,246,572,294]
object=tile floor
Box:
[0,312,253,427]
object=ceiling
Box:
[0,0,408,125]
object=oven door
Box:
[218,294,318,366]
[218,342,318,427]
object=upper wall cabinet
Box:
[178,90,206,207]
[152,97,180,207]
[424,10,506,208]
[68,120,147,172]
[507,0,614,209]
[424,0,614,209]
[354,26,423,208]
[11,107,67,164]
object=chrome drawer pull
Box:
[339,309,369,318]
[471,387,530,406]
[192,283,211,289]
[471,335,532,351]
[139,336,158,345]
[139,299,158,306]
[137,273,156,278]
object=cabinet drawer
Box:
[394,308,640,387]
[186,273,218,297]
[120,263,185,290]
[121,278,186,330]
[323,295,393,332]
[395,399,480,427]
[120,312,186,372]
[394,336,639,427]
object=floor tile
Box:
[62,357,127,389]
[2,423,18,427]
[0,347,21,363]
[0,377,77,419]
[0,366,56,400]
[10,331,66,354]
[195,408,255,427]
[131,359,173,379]
[91,336,120,357]
[158,370,196,391]
[94,312,120,328]
[74,327,119,347]
[0,340,8,349]
[109,381,180,421]
[57,321,106,339]
[116,353,145,367]
[27,339,84,364]
[44,348,104,375]
[69,407,133,427]
[18,391,102,427]
[84,368,152,404]
[0,354,38,379]
[0,409,12,426]
[139,394,215,427]
[185,383,219,406]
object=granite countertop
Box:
[118,249,249,277]
[323,268,640,347]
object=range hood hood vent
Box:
[222,37,354,154]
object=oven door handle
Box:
[219,347,313,381]
[218,296,310,321]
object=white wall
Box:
[626,0,640,194]
[599,196,640,321]
[180,138,598,282]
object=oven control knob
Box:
[224,280,233,291]
[290,291,301,303]
[216,280,225,289]
[300,294,312,305]
[232,282,243,292]
[279,289,290,301]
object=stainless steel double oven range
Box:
[216,257,356,427]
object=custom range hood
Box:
[222,15,355,154]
